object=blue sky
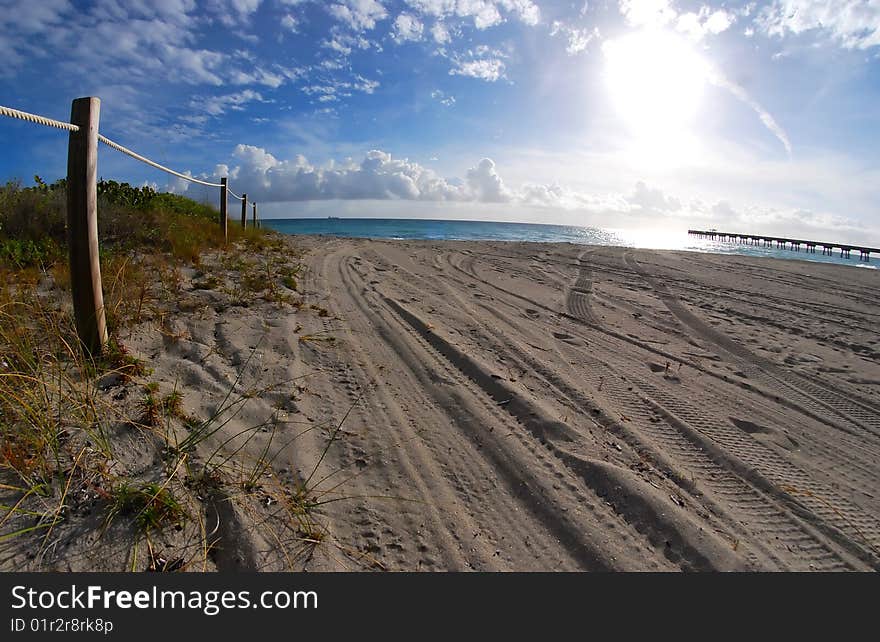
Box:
[1,0,879,243]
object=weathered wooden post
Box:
[219,177,228,242]
[252,202,257,228]
[241,193,247,228]
[67,97,108,357]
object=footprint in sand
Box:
[524,308,540,319]
[730,417,800,451]
[648,361,682,383]
[552,332,582,346]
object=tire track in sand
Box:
[440,248,876,569]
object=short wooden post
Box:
[252,202,257,228]
[241,193,247,228]
[219,177,228,242]
[67,97,108,357]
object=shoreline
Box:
[270,226,880,271]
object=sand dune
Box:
[287,238,880,571]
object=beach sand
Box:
[288,237,880,571]
[7,236,878,572]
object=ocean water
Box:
[264,218,877,270]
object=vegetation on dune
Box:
[0,177,337,570]
[0,177,262,268]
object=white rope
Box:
[97,133,223,188]
[227,187,243,201]
[0,104,79,132]
[1,103,233,191]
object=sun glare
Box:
[603,30,709,167]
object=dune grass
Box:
[0,178,336,570]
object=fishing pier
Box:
[688,230,877,261]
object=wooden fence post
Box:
[241,193,247,228]
[67,96,108,357]
[219,177,228,242]
[252,202,257,228]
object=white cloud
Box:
[0,0,289,92]
[175,146,586,206]
[164,144,872,242]
[403,0,540,29]
[328,0,388,31]
[206,0,264,27]
[431,89,456,106]
[281,13,298,31]
[188,146,676,214]
[321,30,376,55]
[301,75,380,102]
[618,0,678,28]
[458,0,503,28]
[450,57,506,81]
[430,20,451,43]
[498,0,541,26]
[228,67,285,87]
[758,0,880,50]
[191,89,265,116]
[393,13,424,42]
[466,158,511,201]
[619,1,733,40]
[676,7,735,41]
[629,180,681,211]
[551,21,600,54]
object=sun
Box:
[603,30,709,167]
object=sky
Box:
[1,0,879,244]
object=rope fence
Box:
[97,134,224,188]
[1,102,250,193]
[0,96,262,356]
[0,105,80,132]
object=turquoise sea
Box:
[264,218,877,270]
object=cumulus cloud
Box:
[685,197,866,238]
[676,7,735,41]
[430,21,451,42]
[0,0,289,90]
[175,146,679,217]
[629,181,681,212]
[206,0,264,26]
[758,0,880,50]
[321,30,376,55]
[466,158,511,201]
[393,13,424,42]
[170,146,588,207]
[499,0,541,26]
[403,0,540,30]
[618,1,734,41]
[166,144,869,240]
[204,146,468,202]
[328,0,388,31]
[450,57,506,81]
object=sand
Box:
[290,238,880,571]
[5,236,878,571]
